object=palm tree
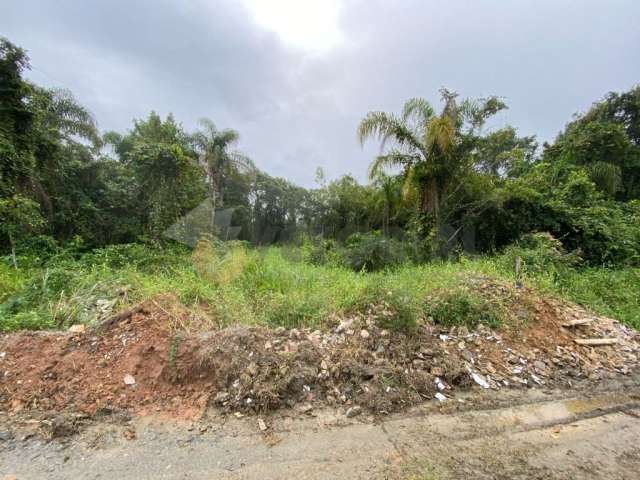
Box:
[191,118,254,235]
[371,171,400,236]
[358,89,506,227]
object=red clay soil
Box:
[1,282,638,421]
[0,302,211,419]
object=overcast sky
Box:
[3,0,639,186]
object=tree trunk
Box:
[420,178,440,220]
[383,201,389,236]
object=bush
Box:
[343,232,408,272]
[79,242,190,271]
[500,232,581,277]
[426,289,503,329]
[353,279,419,332]
[192,239,249,286]
[300,236,342,266]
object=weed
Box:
[168,334,182,369]
[426,289,504,329]
[0,243,638,333]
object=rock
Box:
[360,329,370,339]
[246,362,258,376]
[471,372,490,389]
[336,319,354,333]
[412,359,425,369]
[123,427,137,440]
[346,406,362,418]
[214,391,230,403]
[298,403,313,414]
[461,350,474,363]
[530,374,544,385]
[257,418,267,431]
[534,360,547,371]
[123,374,136,385]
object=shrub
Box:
[79,242,189,271]
[355,280,419,332]
[192,239,249,286]
[343,232,408,272]
[426,289,503,329]
[500,232,581,277]
[301,236,342,266]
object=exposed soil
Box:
[1,279,639,424]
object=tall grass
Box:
[1,242,638,332]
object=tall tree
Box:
[357,89,507,228]
[105,112,207,239]
[0,38,34,196]
[191,118,254,235]
[543,86,640,200]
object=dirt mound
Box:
[0,296,211,419]
[1,283,638,420]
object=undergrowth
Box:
[0,241,638,332]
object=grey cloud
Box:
[2,0,639,187]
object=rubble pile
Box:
[1,281,638,420]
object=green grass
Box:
[0,242,638,332]
[426,288,505,330]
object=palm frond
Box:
[216,128,240,147]
[402,97,434,130]
[368,151,418,180]
[229,151,256,174]
[588,161,622,196]
[198,118,218,135]
[357,111,426,155]
[50,88,100,146]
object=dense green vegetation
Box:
[0,241,637,332]
[1,37,639,333]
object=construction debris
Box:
[563,318,595,327]
[1,281,638,421]
[574,338,619,346]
